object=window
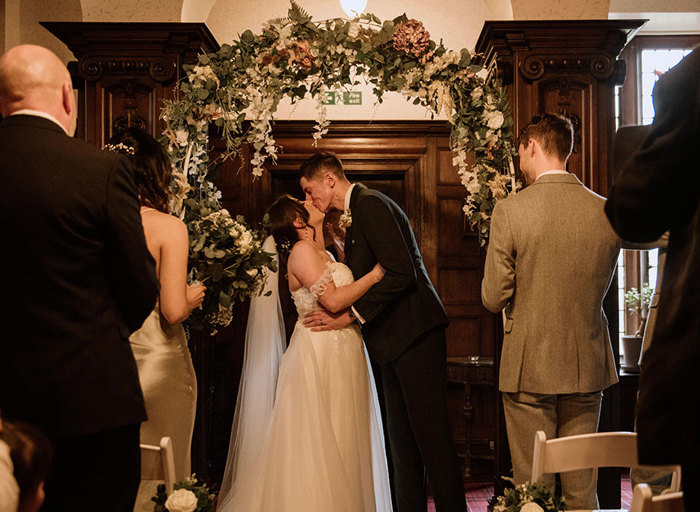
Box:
[615,36,699,348]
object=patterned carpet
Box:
[427,471,633,512]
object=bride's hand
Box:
[304,308,355,331]
[370,262,386,283]
[187,284,206,308]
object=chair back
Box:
[630,483,685,512]
[140,436,177,494]
[531,431,680,492]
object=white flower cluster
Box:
[245,84,280,177]
[313,85,331,146]
[422,50,460,80]
[188,64,220,88]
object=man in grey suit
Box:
[482,114,620,509]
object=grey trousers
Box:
[502,390,602,510]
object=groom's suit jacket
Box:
[0,115,158,437]
[345,184,448,364]
[482,173,620,394]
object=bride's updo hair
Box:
[266,194,316,259]
[108,128,172,213]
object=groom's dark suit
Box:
[345,184,466,512]
[0,115,159,511]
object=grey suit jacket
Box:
[482,173,620,394]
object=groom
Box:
[301,153,466,512]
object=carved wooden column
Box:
[475,20,644,506]
[476,20,644,196]
[40,22,219,144]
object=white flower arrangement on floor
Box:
[488,481,566,512]
[152,475,215,512]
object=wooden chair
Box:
[140,436,177,494]
[630,483,685,512]
[531,431,681,493]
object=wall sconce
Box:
[340,0,367,18]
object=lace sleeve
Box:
[309,264,334,299]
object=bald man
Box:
[0,45,158,512]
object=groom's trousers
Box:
[380,327,467,512]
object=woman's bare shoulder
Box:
[142,210,187,240]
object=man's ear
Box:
[524,138,538,157]
[324,171,336,188]
[61,81,74,118]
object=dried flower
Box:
[293,40,315,69]
[392,19,431,58]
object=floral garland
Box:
[162,1,518,247]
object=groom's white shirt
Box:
[343,183,366,324]
[344,183,356,211]
[11,109,72,136]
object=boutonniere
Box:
[339,208,352,228]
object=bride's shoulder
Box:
[288,240,319,260]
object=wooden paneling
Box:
[223,121,498,482]
[42,22,219,145]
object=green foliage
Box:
[624,282,654,336]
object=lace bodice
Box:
[291,261,355,317]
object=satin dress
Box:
[130,303,197,512]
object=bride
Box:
[217,195,393,511]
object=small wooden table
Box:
[446,356,495,478]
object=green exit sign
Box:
[322,91,362,105]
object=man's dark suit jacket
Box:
[345,184,448,364]
[0,115,159,438]
[605,50,700,466]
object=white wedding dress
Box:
[217,260,392,512]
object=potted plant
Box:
[621,283,654,373]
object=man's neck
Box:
[334,181,352,211]
[533,161,567,181]
[9,108,70,136]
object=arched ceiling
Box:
[204,0,508,52]
[79,0,182,21]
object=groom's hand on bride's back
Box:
[304,308,355,331]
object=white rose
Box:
[246,268,258,277]
[470,87,483,101]
[237,231,254,252]
[164,489,198,512]
[485,110,504,130]
[520,503,544,512]
[175,130,189,147]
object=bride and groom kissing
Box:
[218,153,467,512]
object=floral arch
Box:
[162,2,518,331]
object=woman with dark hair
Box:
[0,420,53,512]
[218,195,393,512]
[105,128,205,511]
